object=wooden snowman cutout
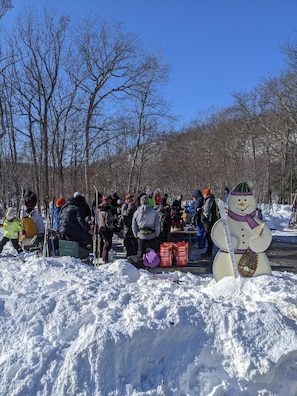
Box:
[211,182,272,282]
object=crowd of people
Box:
[0,186,228,265]
[54,188,221,266]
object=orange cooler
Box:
[160,242,173,267]
[175,241,188,266]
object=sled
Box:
[58,240,90,260]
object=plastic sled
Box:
[58,239,90,260]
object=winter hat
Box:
[192,189,202,198]
[6,207,17,220]
[231,182,253,195]
[73,191,82,198]
[140,195,149,205]
[202,189,211,196]
[56,198,66,207]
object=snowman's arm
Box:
[249,224,272,253]
[211,219,240,251]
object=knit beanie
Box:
[56,198,66,207]
[6,207,17,220]
[202,189,211,196]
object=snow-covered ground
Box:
[0,204,296,396]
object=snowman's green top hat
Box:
[231,182,253,195]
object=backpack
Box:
[212,201,219,222]
[208,200,219,223]
[20,217,37,239]
[143,249,160,268]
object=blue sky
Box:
[2,0,297,127]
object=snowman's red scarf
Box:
[227,209,258,229]
[227,190,259,229]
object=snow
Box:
[0,205,297,395]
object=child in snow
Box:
[0,207,26,255]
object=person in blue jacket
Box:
[53,198,66,232]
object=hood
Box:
[192,189,202,198]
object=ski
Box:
[48,196,56,257]
[152,275,183,284]
[217,199,238,277]
[42,197,50,257]
[288,194,297,227]
[93,186,101,266]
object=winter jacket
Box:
[75,195,92,221]
[191,189,203,223]
[202,194,217,224]
[188,201,195,216]
[148,196,155,207]
[121,201,136,237]
[59,197,91,239]
[29,211,45,234]
[132,205,160,240]
[53,206,62,231]
[3,218,23,239]
[171,198,182,211]
[98,204,113,231]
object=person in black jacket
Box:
[24,187,37,211]
[191,189,203,225]
[59,195,93,249]
[121,194,137,256]
[98,196,114,263]
[91,191,103,260]
[201,188,217,257]
[73,192,92,221]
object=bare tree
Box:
[7,8,70,203]
[125,53,170,192]
[0,0,13,20]
[65,17,140,197]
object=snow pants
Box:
[0,237,23,254]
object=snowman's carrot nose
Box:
[238,202,245,206]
